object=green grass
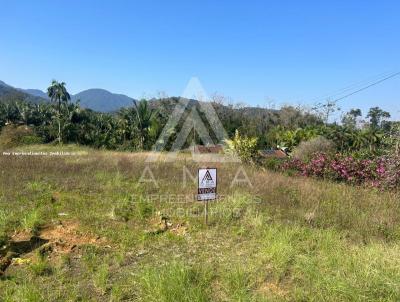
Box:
[29,257,53,276]
[1,145,400,301]
[137,262,212,302]
[21,209,43,236]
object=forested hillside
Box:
[0,80,134,112]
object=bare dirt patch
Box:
[1,220,107,275]
[39,221,105,253]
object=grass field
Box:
[1,145,400,301]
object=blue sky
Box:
[1,1,399,119]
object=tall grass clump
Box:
[1,282,44,302]
[137,262,212,302]
[21,209,43,236]
[221,267,253,301]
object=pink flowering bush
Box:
[375,156,400,189]
[280,152,400,189]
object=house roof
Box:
[259,149,288,159]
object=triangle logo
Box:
[146,77,240,163]
[202,170,213,183]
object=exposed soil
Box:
[0,220,107,275]
[36,220,106,256]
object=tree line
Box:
[0,80,398,157]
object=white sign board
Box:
[198,168,217,201]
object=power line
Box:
[332,71,400,103]
[310,71,395,103]
[310,71,398,104]
[312,71,394,103]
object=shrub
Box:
[20,135,43,145]
[375,156,400,189]
[225,130,259,163]
[281,152,400,189]
[0,125,42,149]
[291,136,335,161]
[281,158,306,175]
[263,157,282,171]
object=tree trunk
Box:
[140,135,144,150]
[58,117,61,144]
[58,98,62,144]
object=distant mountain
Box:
[72,89,134,112]
[0,80,11,88]
[0,80,134,112]
[0,80,14,95]
[20,89,49,99]
[0,81,47,103]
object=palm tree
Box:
[15,100,30,128]
[363,129,383,153]
[3,102,18,125]
[133,100,155,150]
[61,102,82,143]
[118,106,140,148]
[31,103,52,126]
[351,130,367,150]
[47,80,71,143]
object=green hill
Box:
[0,81,47,104]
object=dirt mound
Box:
[37,220,105,256]
[9,220,104,254]
[0,220,107,275]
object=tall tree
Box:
[133,99,155,149]
[47,80,71,143]
[342,108,362,129]
[367,107,390,129]
[312,100,340,124]
[15,100,30,128]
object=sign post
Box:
[198,168,217,225]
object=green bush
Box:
[225,130,259,163]
[291,136,335,161]
[263,157,282,171]
[0,125,43,149]
[20,135,43,145]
